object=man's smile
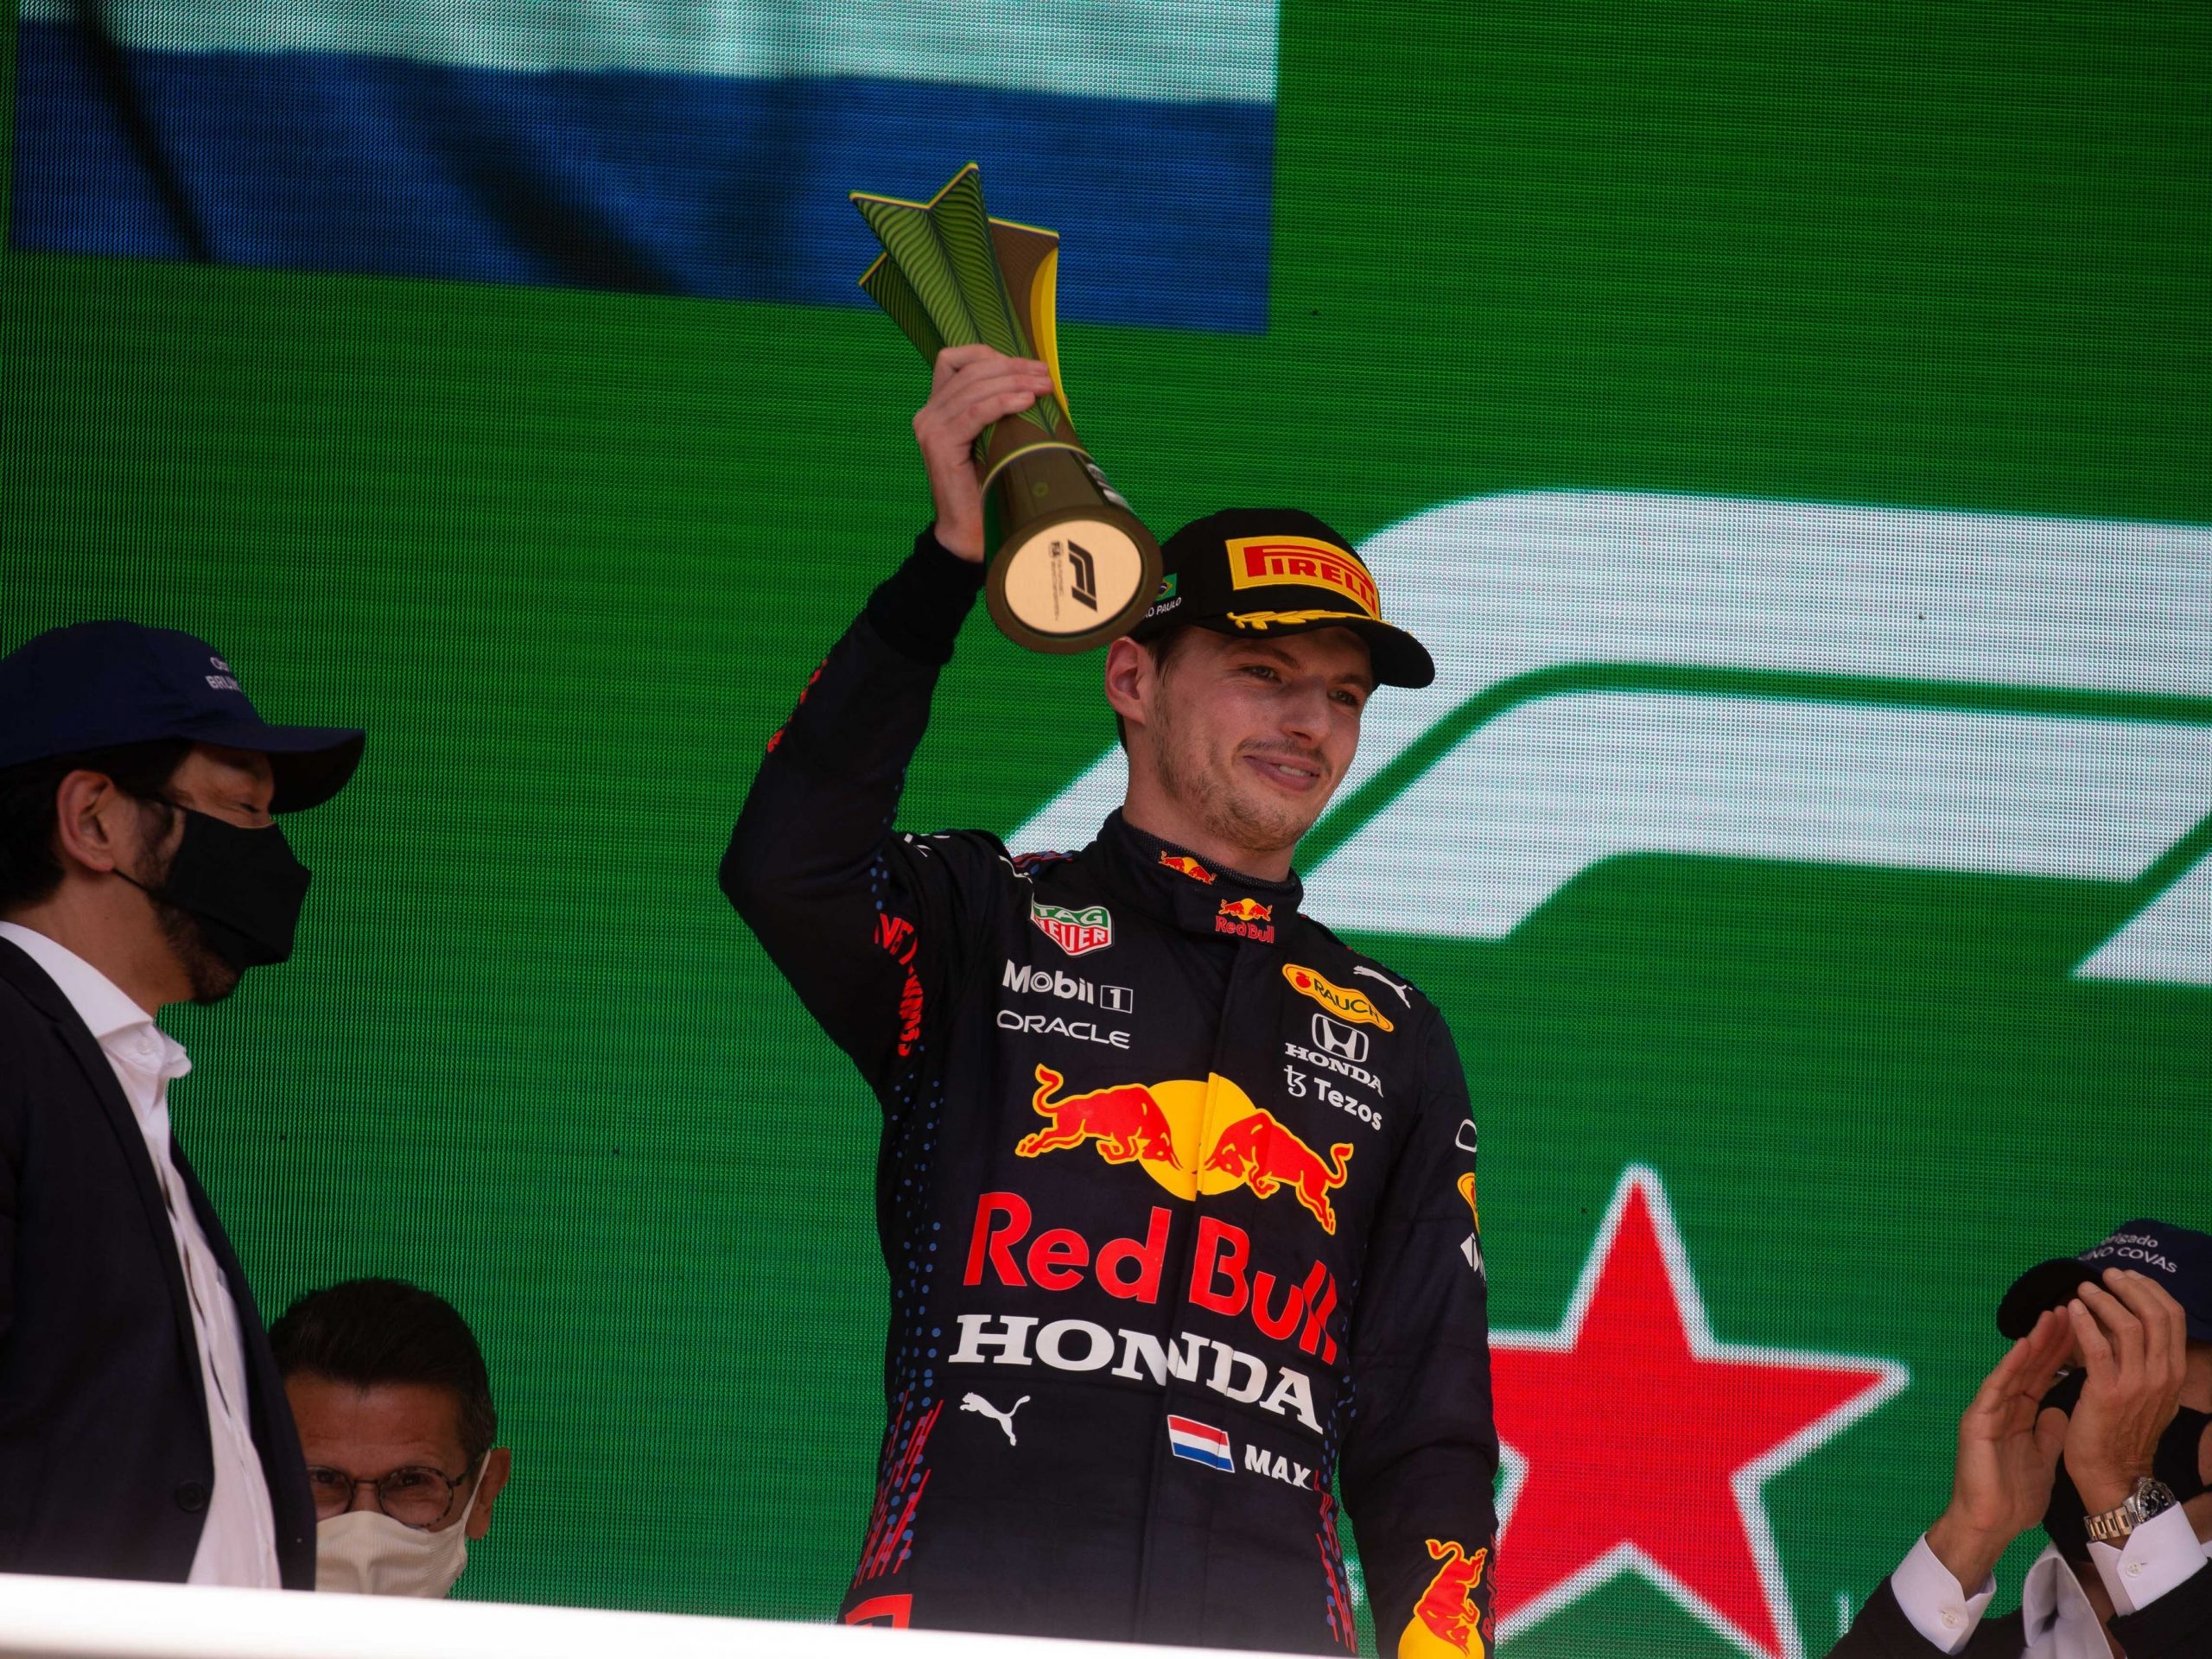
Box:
[1241,751,1328,794]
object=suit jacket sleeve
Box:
[1825,1579,2024,1657]
[1339,1007,1500,1659]
[0,1014,19,1349]
[2107,1550,2212,1659]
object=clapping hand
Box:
[2060,1268,2189,1516]
[1926,1306,2073,1588]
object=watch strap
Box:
[2082,1476,2177,1543]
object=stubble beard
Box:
[132,822,242,1007]
[154,899,243,1006]
[1152,696,1325,861]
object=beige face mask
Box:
[315,1457,485,1597]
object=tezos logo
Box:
[1032,899,1112,957]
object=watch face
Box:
[2085,1478,2176,1542]
[2132,1476,2178,1522]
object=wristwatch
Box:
[2082,1476,2177,1544]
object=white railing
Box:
[0,1576,1249,1659]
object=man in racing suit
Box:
[722,345,1497,1656]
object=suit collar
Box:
[1092,810,1302,945]
[0,921,161,1043]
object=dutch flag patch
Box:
[1166,1415,1233,1471]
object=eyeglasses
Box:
[306,1464,470,1529]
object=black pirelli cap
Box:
[1128,508,1435,689]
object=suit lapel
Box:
[0,938,211,1410]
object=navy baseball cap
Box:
[1129,508,1435,689]
[0,621,364,812]
[1998,1220,2212,1343]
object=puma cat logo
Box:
[961,1392,1030,1446]
[1352,964,1412,1006]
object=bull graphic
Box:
[1410,1539,1489,1659]
[1016,1065,1182,1167]
[1201,1109,1352,1234]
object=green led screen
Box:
[3,6,2209,1658]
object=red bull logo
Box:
[1201,1109,1353,1235]
[1160,851,1217,884]
[1403,1539,1490,1659]
[1217,896,1276,942]
[1283,963,1395,1032]
[1016,1065,1181,1167]
[1009,1071,1350,1236]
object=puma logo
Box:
[960,1392,1030,1446]
[1352,964,1412,1006]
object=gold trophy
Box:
[853,164,1161,653]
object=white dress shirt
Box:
[0,922,281,1587]
[1890,1502,2209,1656]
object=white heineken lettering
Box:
[1001,960,1135,1012]
[995,1008,1132,1049]
[950,1313,1039,1366]
[1244,1443,1314,1489]
[954,1315,1324,1433]
[1284,1040,1383,1096]
[1013,495,2212,987]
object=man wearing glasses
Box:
[269,1277,512,1596]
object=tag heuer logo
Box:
[1031,900,1113,957]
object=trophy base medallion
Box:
[985,446,1158,652]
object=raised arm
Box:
[718,347,1054,1088]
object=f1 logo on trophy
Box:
[852,164,1162,652]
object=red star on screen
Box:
[1490,1166,1905,1659]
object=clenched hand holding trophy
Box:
[852,164,1161,652]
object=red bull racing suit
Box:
[721,533,1498,1656]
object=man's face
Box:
[288,1373,498,1540]
[1137,627,1373,859]
[126,744,276,1005]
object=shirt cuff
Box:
[1891,1534,1998,1654]
[2087,1501,2205,1616]
[862,528,988,665]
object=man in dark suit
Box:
[1828,1224,2212,1657]
[0,620,364,1587]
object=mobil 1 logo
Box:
[1003,960,1135,1013]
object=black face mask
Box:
[2040,1368,2212,1562]
[120,806,314,974]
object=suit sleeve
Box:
[720,530,997,1096]
[1340,1007,1500,1659]
[1822,1579,2024,1657]
[0,1011,19,1349]
[2107,1548,2212,1659]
